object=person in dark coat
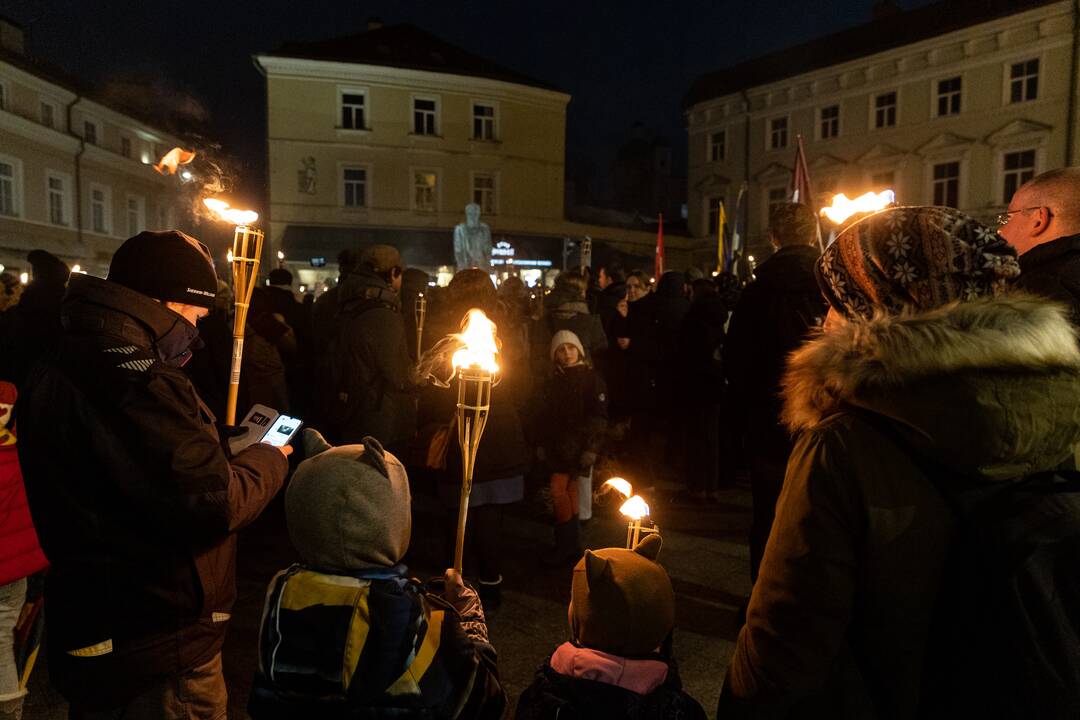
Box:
[998,167,1080,324]
[250,430,505,720]
[595,263,627,339]
[715,207,1080,719]
[314,245,421,452]
[675,278,730,502]
[534,330,607,564]
[723,203,827,581]
[265,268,313,414]
[17,231,290,716]
[516,535,706,720]
[311,248,359,356]
[420,270,530,607]
[529,272,608,381]
[0,250,69,390]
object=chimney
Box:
[0,16,25,55]
[367,17,384,31]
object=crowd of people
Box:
[0,167,1078,719]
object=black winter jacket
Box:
[724,245,826,460]
[535,364,608,473]
[1016,232,1080,325]
[516,660,706,720]
[17,275,288,709]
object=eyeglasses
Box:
[995,206,1052,226]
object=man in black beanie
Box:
[18,230,291,717]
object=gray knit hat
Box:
[550,329,585,362]
[285,429,411,571]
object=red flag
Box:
[655,213,665,279]
[791,134,814,206]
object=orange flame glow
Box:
[203,197,258,226]
[604,478,633,498]
[820,190,896,225]
[153,147,196,176]
[619,495,650,520]
[451,309,499,373]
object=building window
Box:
[932,161,960,207]
[473,173,496,215]
[0,159,18,217]
[413,98,437,136]
[709,130,725,161]
[84,120,98,145]
[1009,59,1039,103]
[47,173,68,226]
[91,185,110,234]
[341,92,366,130]
[120,137,131,158]
[707,196,724,236]
[414,171,437,211]
[874,92,897,128]
[40,101,55,128]
[819,105,840,139]
[127,195,145,235]
[937,77,961,116]
[343,167,367,208]
[473,103,495,140]
[769,117,788,150]
[871,171,895,189]
[1003,149,1036,204]
[767,186,788,217]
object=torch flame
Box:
[619,495,650,520]
[604,478,633,498]
[820,190,896,225]
[153,146,196,176]
[203,197,259,226]
[451,309,499,373]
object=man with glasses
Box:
[997,167,1080,322]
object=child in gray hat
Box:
[249,430,506,719]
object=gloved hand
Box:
[579,450,597,469]
[442,568,489,644]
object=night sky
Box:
[0,0,933,211]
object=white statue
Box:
[453,202,493,272]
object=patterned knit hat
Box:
[817,206,1020,319]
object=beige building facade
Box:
[0,19,189,277]
[685,0,1080,261]
[256,23,685,287]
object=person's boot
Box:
[477,575,502,612]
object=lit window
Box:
[91,186,109,233]
[414,171,437,211]
[47,174,68,226]
[1002,150,1036,204]
[709,130,725,161]
[769,117,788,150]
[874,92,897,128]
[820,105,840,139]
[1009,59,1039,103]
[937,77,961,116]
[413,98,437,135]
[341,92,365,130]
[343,167,367,208]
[473,173,495,214]
[932,162,960,207]
[473,103,495,140]
[0,160,17,217]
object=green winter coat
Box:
[719,294,1080,719]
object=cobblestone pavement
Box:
[23,481,752,719]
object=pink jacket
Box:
[549,641,668,695]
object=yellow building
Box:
[0,17,190,277]
[685,0,1080,261]
[255,21,684,287]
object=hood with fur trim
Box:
[782,294,1080,480]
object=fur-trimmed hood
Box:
[782,294,1080,479]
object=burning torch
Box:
[449,309,500,573]
[820,190,896,227]
[603,477,660,549]
[203,198,261,426]
[415,292,427,360]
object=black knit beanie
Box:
[108,231,218,308]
